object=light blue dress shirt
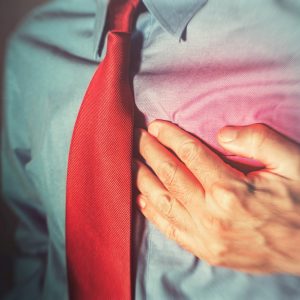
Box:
[2,0,300,299]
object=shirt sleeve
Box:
[1,37,49,300]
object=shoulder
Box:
[3,0,100,149]
[6,0,99,78]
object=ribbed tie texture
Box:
[66,1,139,299]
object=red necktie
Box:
[66,1,139,299]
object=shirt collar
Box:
[93,0,208,59]
[143,0,208,39]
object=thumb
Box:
[217,123,300,179]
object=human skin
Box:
[135,120,300,275]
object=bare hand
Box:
[135,120,300,275]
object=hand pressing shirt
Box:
[136,120,300,275]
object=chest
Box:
[132,1,300,169]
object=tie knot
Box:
[108,0,140,33]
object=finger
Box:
[218,123,300,179]
[147,120,238,189]
[136,129,205,211]
[136,194,190,248]
[134,159,193,225]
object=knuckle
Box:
[223,191,240,213]
[157,194,175,219]
[157,161,178,186]
[212,217,232,234]
[178,140,200,164]
[211,183,239,213]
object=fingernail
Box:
[219,126,238,143]
[137,196,146,209]
[148,121,160,137]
